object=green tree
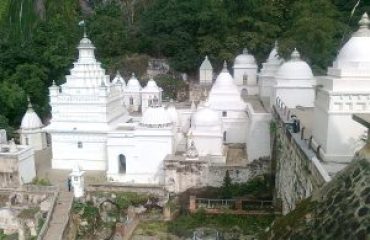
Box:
[0,81,26,126]
[221,170,233,199]
[154,74,187,100]
[279,0,347,74]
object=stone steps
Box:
[43,191,74,240]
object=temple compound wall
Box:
[164,156,269,193]
[272,105,331,214]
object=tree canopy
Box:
[0,0,368,134]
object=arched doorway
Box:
[118,154,126,174]
[223,131,227,142]
[241,88,248,100]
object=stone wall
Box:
[272,106,331,214]
[264,157,370,240]
[86,183,166,197]
[164,156,270,193]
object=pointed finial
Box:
[116,70,121,76]
[27,96,33,110]
[359,12,370,29]
[274,40,278,49]
[243,48,248,54]
[291,48,301,60]
[52,80,56,86]
[131,72,136,78]
[222,61,228,71]
[205,55,209,60]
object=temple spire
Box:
[27,96,33,111]
[354,12,370,37]
[222,61,228,72]
[291,48,301,61]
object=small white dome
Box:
[141,106,172,128]
[126,73,142,91]
[192,102,220,128]
[21,100,43,130]
[234,48,256,66]
[166,102,180,126]
[78,33,95,49]
[335,13,370,68]
[142,78,161,92]
[211,62,239,93]
[276,49,313,80]
[267,41,283,64]
[200,55,213,70]
[112,71,126,86]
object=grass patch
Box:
[18,207,40,219]
[135,221,168,236]
[31,177,51,186]
[168,210,275,237]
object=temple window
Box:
[118,154,126,174]
[129,97,134,106]
[77,141,83,148]
[222,111,227,117]
[243,74,248,85]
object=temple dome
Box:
[126,73,142,91]
[267,41,283,64]
[192,102,220,128]
[112,71,125,85]
[140,106,172,128]
[142,78,161,92]
[212,62,239,92]
[276,49,313,80]
[234,48,256,66]
[77,33,95,49]
[21,100,43,130]
[200,56,213,70]
[335,13,370,68]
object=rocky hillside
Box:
[262,156,370,240]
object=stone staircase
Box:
[43,191,74,240]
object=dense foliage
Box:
[0,0,368,135]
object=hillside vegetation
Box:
[0,0,369,135]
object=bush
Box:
[31,177,51,186]
[220,175,273,199]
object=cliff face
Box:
[264,156,370,240]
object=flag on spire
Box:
[78,20,85,27]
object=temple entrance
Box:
[118,154,126,174]
[241,88,248,100]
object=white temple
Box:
[312,13,370,163]
[35,12,370,190]
[19,97,47,151]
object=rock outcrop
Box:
[264,155,370,240]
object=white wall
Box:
[17,147,36,184]
[200,69,213,84]
[259,76,274,98]
[107,129,174,184]
[51,133,107,170]
[192,132,223,156]
[246,104,271,161]
[20,130,47,151]
[274,87,315,108]
[234,67,257,86]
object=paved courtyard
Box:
[34,147,106,189]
